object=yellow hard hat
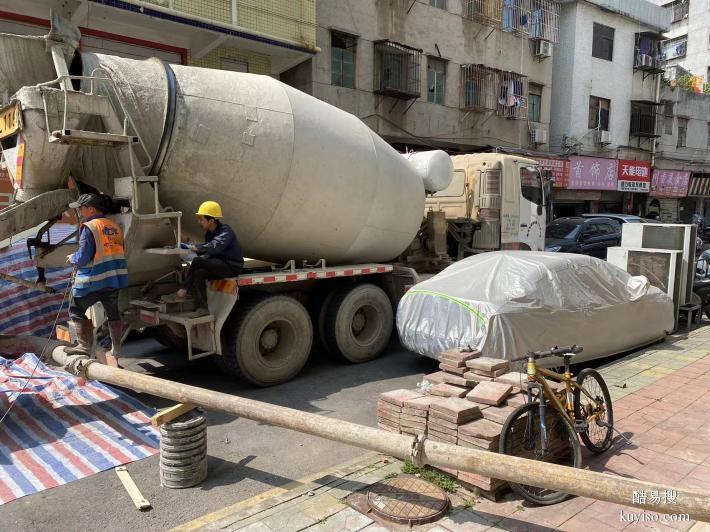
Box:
[196,200,222,218]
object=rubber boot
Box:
[64,318,94,356]
[105,320,123,368]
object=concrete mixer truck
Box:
[0,15,546,386]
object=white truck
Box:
[0,15,546,386]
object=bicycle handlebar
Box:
[510,344,583,362]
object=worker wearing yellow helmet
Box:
[176,200,244,313]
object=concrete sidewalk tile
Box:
[359,525,391,532]
[495,512,554,532]
[305,507,374,531]
[688,522,710,532]
[299,493,348,522]
[435,509,496,531]
[231,522,273,532]
[665,436,710,465]
[558,513,611,532]
[259,507,320,531]
[578,501,628,530]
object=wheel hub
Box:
[352,310,367,334]
[260,327,279,351]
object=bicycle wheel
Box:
[499,402,582,505]
[573,368,614,453]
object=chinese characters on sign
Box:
[534,157,570,189]
[617,160,652,193]
[632,490,677,505]
[567,156,618,191]
[650,170,691,198]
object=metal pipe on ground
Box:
[2,336,708,522]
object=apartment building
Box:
[549,0,671,215]
[289,0,561,155]
[0,0,316,206]
[657,0,709,84]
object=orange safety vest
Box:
[73,217,129,294]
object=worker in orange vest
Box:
[64,193,129,367]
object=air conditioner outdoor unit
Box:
[636,54,653,68]
[531,128,548,144]
[598,130,612,145]
[535,40,553,58]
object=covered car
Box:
[396,251,674,365]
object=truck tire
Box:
[224,295,313,387]
[153,325,187,354]
[324,284,393,363]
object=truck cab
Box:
[425,153,546,259]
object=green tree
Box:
[675,74,695,91]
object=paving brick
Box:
[466,382,513,406]
[465,357,510,372]
[481,404,518,424]
[440,357,468,368]
[494,371,529,390]
[428,423,460,436]
[405,395,443,409]
[430,397,483,422]
[306,507,374,532]
[471,367,510,378]
[429,416,466,431]
[462,371,494,383]
[401,406,428,417]
[505,393,527,407]
[458,471,506,492]
[429,383,469,398]
[458,418,502,440]
[440,363,468,375]
[439,348,482,362]
[423,371,448,384]
[379,389,422,407]
[441,373,479,388]
[427,431,458,444]
[458,435,498,450]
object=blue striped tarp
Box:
[0,225,76,337]
[0,353,160,505]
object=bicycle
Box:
[498,345,614,505]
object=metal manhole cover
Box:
[366,475,449,526]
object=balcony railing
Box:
[630,113,660,137]
[373,40,422,99]
[463,0,503,27]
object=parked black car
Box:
[580,213,647,224]
[545,217,622,259]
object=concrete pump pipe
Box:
[0,337,697,522]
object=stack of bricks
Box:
[377,389,422,433]
[375,349,565,497]
[400,395,439,436]
[427,397,482,445]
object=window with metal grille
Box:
[528,83,542,122]
[374,40,422,99]
[588,96,610,131]
[677,118,688,148]
[671,0,689,22]
[592,23,615,61]
[430,0,447,8]
[463,0,503,25]
[529,0,560,43]
[630,102,658,137]
[427,57,447,105]
[460,64,498,111]
[502,0,531,35]
[663,36,687,60]
[664,100,675,135]
[331,31,356,88]
[497,71,528,119]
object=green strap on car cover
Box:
[403,289,487,325]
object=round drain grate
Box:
[366,475,450,526]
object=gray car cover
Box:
[396,251,674,365]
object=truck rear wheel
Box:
[152,325,187,354]
[324,284,393,363]
[224,294,313,387]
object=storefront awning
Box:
[688,177,710,197]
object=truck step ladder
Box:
[48,129,139,147]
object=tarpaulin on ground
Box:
[397,251,675,365]
[0,225,75,337]
[0,353,159,505]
